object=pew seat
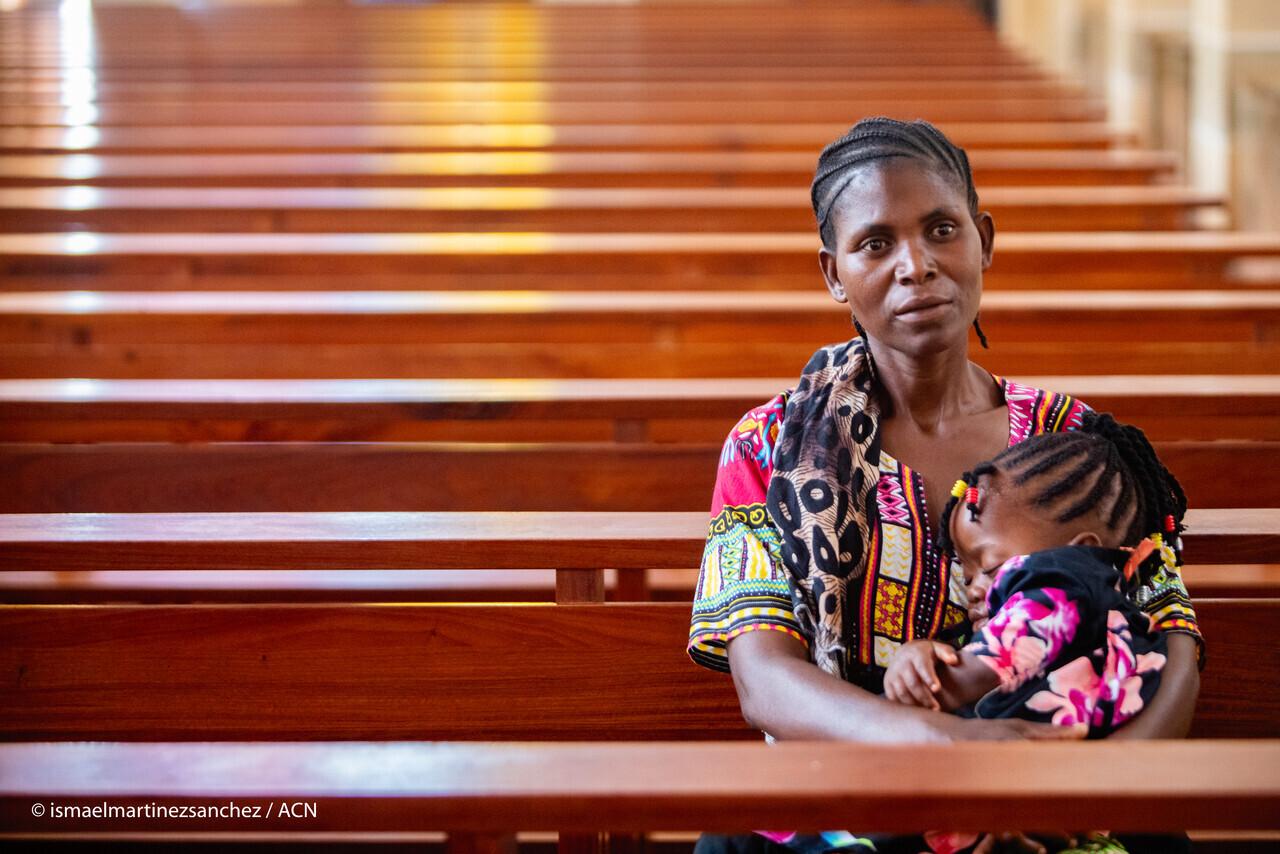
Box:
[3,563,1271,604]
[2,375,1274,441]
[0,185,1221,233]
[0,149,1178,189]
[1,509,1275,570]
[1,234,1272,285]
[0,120,1129,154]
[3,440,1274,511]
[3,289,1277,378]
[0,598,1274,740]
[2,740,1278,836]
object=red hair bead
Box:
[1164,515,1176,533]
[964,487,979,506]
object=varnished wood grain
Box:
[0,440,1273,512]
[0,150,1176,190]
[1,739,1278,834]
[0,121,1125,154]
[0,185,1218,233]
[2,289,1276,379]
[1,563,1270,604]
[0,600,1272,741]
[0,376,1274,442]
[0,233,1269,289]
[0,509,1275,570]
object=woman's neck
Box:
[865,338,997,431]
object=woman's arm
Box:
[1108,632,1200,740]
[727,630,1085,744]
[728,630,950,743]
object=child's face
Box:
[949,470,1099,628]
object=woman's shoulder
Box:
[999,376,1091,442]
[718,390,791,470]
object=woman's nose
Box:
[894,239,937,285]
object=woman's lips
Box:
[895,297,952,318]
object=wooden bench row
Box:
[2,740,1278,837]
[2,234,1269,280]
[0,185,1221,233]
[0,98,1106,127]
[3,290,1275,378]
[3,509,1275,572]
[0,587,1273,741]
[0,120,1131,155]
[2,375,1272,442]
[0,78,1085,105]
[0,149,1179,189]
[4,440,1274,512]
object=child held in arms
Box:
[882,412,1199,854]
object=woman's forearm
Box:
[727,629,954,743]
[1110,632,1200,740]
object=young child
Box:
[882,411,1193,854]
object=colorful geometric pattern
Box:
[687,378,1201,678]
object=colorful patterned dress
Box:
[965,546,1168,735]
[687,378,1201,854]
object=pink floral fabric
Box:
[966,546,1168,737]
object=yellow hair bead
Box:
[950,479,968,499]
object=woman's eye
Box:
[931,222,956,238]
[859,238,888,253]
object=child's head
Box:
[938,412,1187,626]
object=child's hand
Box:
[883,639,959,710]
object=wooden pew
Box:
[2,375,1274,442]
[0,120,1132,155]
[0,185,1221,233]
[0,149,1178,189]
[2,289,1276,378]
[1,509,1274,577]
[0,78,1085,101]
[0,513,1275,742]
[2,440,1274,512]
[2,741,1279,838]
[3,564,1269,604]
[1,234,1271,288]
[0,99,1105,127]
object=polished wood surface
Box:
[2,440,1273,512]
[0,121,1127,153]
[0,185,1219,233]
[0,599,1273,741]
[1,509,1275,570]
[2,739,1279,834]
[3,563,1270,604]
[3,290,1275,378]
[2,375,1274,442]
[0,233,1269,289]
[0,150,1177,189]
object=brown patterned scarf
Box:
[766,338,882,680]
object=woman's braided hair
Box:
[812,117,988,348]
[937,412,1188,582]
[811,116,980,251]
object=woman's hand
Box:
[883,639,957,710]
[937,716,1089,742]
[971,831,1076,854]
[1109,632,1200,740]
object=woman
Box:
[687,119,1201,854]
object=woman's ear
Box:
[1068,531,1103,548]
[818,248,847,303]
[974,211,995,270]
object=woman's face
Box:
[818,159,994,357]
